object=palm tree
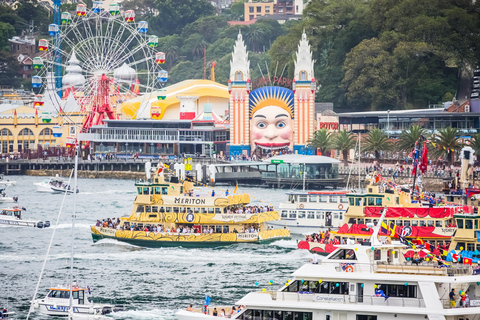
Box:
[307,129,334,155]
[164,44,179,69]
[469,133,480,156]
[245,24,266,52]
[191,38,207,58]
[395,125,428,152]
[334,130,356,166]
[362,128,392,160]
[431,127,463,166]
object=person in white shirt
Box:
[177,227,181,233]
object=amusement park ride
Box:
[32,1,168,149]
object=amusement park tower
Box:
[228,31,251,157]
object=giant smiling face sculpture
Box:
[249,86,294,153]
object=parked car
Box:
[472,92,480,99]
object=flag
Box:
[204,295,211,314]
[464,257,473,265]
[419,142,428,173]
[388,221,397,237]
[375,289,389,300]
[411,144,419,176]
[233,182,238,194]
[380,222,389,234]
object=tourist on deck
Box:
[212,190,215,197]
[212,308,218,316]
[220,309,226,317]
[449,289,456,308]
[225,189,229,196]
[186,304,193,311]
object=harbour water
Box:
[0,175,310,319]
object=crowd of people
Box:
[186,304,246,317]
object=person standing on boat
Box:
[449,289,456,308]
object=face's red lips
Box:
[255,142,290,148]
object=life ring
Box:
[338,204,344,210]
[299,204,304,209]
[345,265,354,272]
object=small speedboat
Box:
[31,285,124,317]
[0,174,16,186]
[0,206,49,228]
[34,177,79,194]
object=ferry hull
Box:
[91,227,290,248]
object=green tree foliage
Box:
[334,130,356,166]
[148,0,215,36]
[362,128,392,160]
[0,51,21,87]
[395,125,428,152]
[470,134,480,157]
[169,61,203,83]
[307,129,334,155]
[431,127,463,166]
[0,22,15,50]
[16,0,50,35]
[182,16,228,44]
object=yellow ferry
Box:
[91,164,290,247]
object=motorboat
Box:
[268,190,348,234]
[178,209,480,320]
[0,174,16,186]
[91,163,290,247]
[0,206,50,228]
[31,285,124,316]
[34,177,78,194]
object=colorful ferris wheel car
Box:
[32,76,42,88]
[148,35,158,47]
[158,70,168,82]
[38,39,48,51]
[52,126,63,138]
[157,89,166,100]
[137,21,148,33]
[125,10,135,22]
[33,57,43,69]
[41,112,52,123]
[61,12,72,24]
[109,3,120,15]
[155,52,165,64]
[48,24,59,36]
[92,1,103,13]
[76,4,86,16]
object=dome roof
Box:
[114,63,137,82]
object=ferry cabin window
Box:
[288,195,295,203]
[427,220,434,227]
[223,226,229,233]
[152,206,158,213]
[281,211,287,218]
[467,243,475,251]
[356,316,377,320]
[309,195,317,202]
[299,195,307,202]
[456,242,465,250]
[396,220,402,226]
[146,206,151,213]
[136,205,144,213]
[358,218,364,225]
[166,207,172,213]
[162,187,168,195]
[457,219,463,228]
[315,213,322,219]
[374,249,381,260]
[465,219,473,229]
[173,207,179,213]
[215,226,222,233]
[368,197,375,206]
[403,220,410,227]
[194,208,200,214]
[375,198,382,206]
[330,249,357,260]
[137,187,142,194]
[215,208,221,214]
[154,187,161,194]
[298,212,306,219]
[435,221,442,227]
[208,208,214,214]
[419,220,426,227]
[349,218,356,224]
[374,284,417,298]
[355,198,362,206]
[349,198,354,206]
[412,220,418,226]
[340,197,349,203]
[320,195,328,203]
[283,280,349,295]
[289,212,297,219]
[239,309,312,320]
[143,187,150,194]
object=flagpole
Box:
[411,143,419,197]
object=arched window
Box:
[39,128,56,148]
[0,128,13,153]
[300,71,307,81]
[235,71,243,81]
[18,128,35,152]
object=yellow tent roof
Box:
[120,79,229,120]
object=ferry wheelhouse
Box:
[268,191,349,234]
[90,164,290,247]
[298,180,471,254]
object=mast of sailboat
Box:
[68,143,79,318]
[303,162,306,191]
[358,132,361,192]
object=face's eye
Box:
[256,122,267,129]
[276,121,286,128]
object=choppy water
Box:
[0,176,310,319]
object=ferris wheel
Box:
[31,1,168,140]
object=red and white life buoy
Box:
[338,204,344,210]
[299,204,305,209]
[345,265,354,272]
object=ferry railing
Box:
[439,297,480,308]
[329,262,474,276]
[271,291,425,307]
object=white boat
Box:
[34,177,78,194]
[178,209,480,320]
[0,174,16,186]
[268,190,348,234]
[32,285,123,317]
[0,207,49,228]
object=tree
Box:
[431,127,463,166]
[169,61,203,83]
[0,22,15,50]
[148,0,215,36]
[362,128,392,160]
[470,134,480,157]
[395,125,427,152]
[182,16,228,44]
[245,24,266,52]
[334,130,356,166]
[307,129,334,155]
[158,35,182,68]
[0,51,21,87]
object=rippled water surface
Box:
[0,176,309,319]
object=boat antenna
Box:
[370,206,388,246]
[358,132,361,192]
[302,162,306,191]
[68,143,79,318]
[26,169,75,320]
